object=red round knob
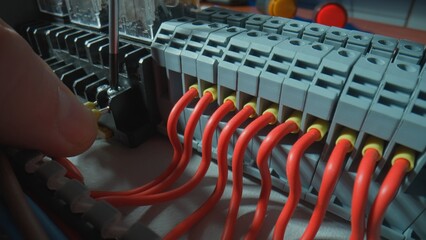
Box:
[314,2,348,28]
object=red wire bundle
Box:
[300,138,353,240]
[273,128,322,240]
[164,99,235,240]
[246,120,299,240]
[97,92,213,205]
[91,88,199,198]
[350,148,381,240]
[222,112,276,240]
[366,158,409,240]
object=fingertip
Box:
[0,25,97,157]
[52,85,98,157]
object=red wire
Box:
[300,139,353,240]
[245,120,299,240]
[349,148,381,240]
[366,158,409,240]
[164,105,254,239]
[273,129,322,240]
[222,112,276,240]
[91,88,198,198]
[53,157,84,183]
[164,100,235,240]
[98,93,213,205]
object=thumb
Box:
[0,20,97,157]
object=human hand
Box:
[0,19,97,157]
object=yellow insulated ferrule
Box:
[262,104,279,125]
[392,146,415,172]
[336,128,357,152]
[362,137,384,159]
[203,86,218,102]
[244,98,258,118]
[307,119,329,141]
[84,101,97,110]
[285,111,302,133]
[223,93,237,111]
[189,84,199,93]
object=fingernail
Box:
[57,86,97,155]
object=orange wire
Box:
[366,158,409,240]
[165,105,255,239]
[349,148,381,240]
[164,100,235,240]
[98,93,213,205]
[273,129,322,240]
[91,88,198,198]
[300,139,352,240]
[245,120,298,240]
[222,112,276,240]
[53,157,84,183]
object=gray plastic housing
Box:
[279,40,333,122]
[217,30,267,105]
[302,48,360,131]
[151,8,426,238]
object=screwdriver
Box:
[109,0,119,92]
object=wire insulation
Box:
[273,129,322,240]
[54,157,84,183]
[223,112,276,240]
[164,99,235,240]
[366,158,409,240]
[99,93,213,205]
[300,139,353,240]
[349,148,381,240]
[91,88,198,198]
[245,120,299,240]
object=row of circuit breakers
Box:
[20,6,426,240]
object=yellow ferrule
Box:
[392,146,415,172]
[336,129,357,152]
[285,111,302,133]
[224,93,237,111]
[203,86,218,102]
[307,119,329,141]
[262,104,279,125]
[362,137,384,159]
[84,101,97,110]
[244,98,258,118]
[189,84,199,93]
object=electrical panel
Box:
[6,1,426,239]
[149,8,426,239]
